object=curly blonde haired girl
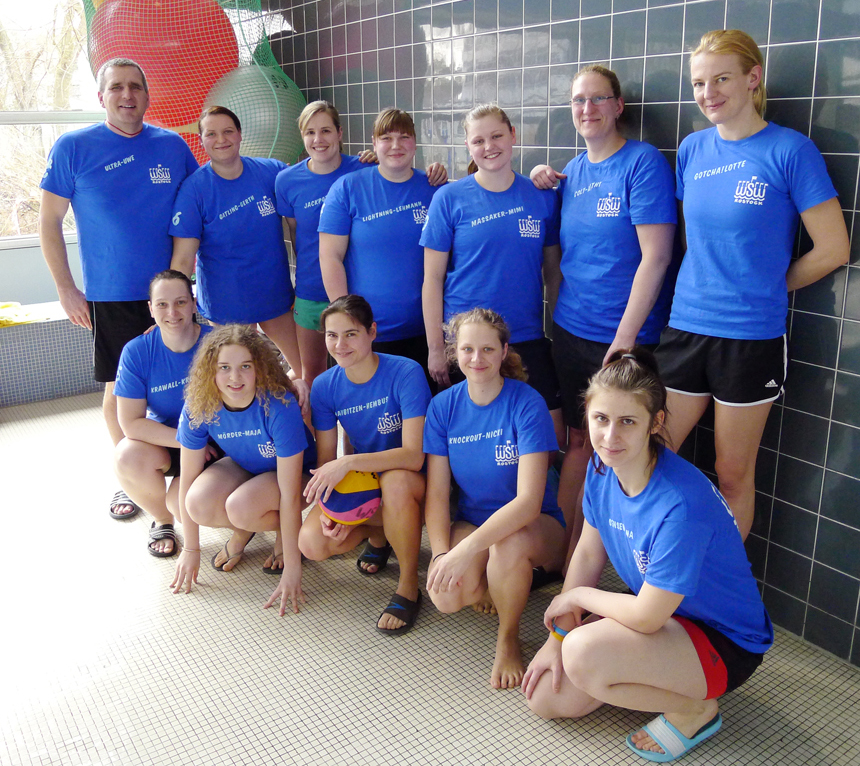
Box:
[173,325,312,618]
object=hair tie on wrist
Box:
[433,552,448,562]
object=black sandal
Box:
[356,540,393,576]
[109,489,140,520]
[148,522,178,558]
[376,590,422,636]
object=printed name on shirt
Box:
[149,164,172,184]
[304,196,325,209]
[219,195,256,221]
[734,175,768,206]
[448,428,503,445]
[377,411,403,435]
[361,200,424,222]
[573,181,602,198]
[336,396,390,418]
[633,548,650,575]
[608,518,634,539]
[596,192,621,218]
[257,195,277,216]
[494,439,519,466]
[218,428,263,439]
[150,377,188,394]
[518,215,542,238]
[471,205,525,228]
[692,160,746,180]
[105,154,135,172]
[258,441,276,459]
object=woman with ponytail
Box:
[424,309,566,690]
[523,347,772,762]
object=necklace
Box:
[106,120,143,137]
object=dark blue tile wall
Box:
[272,0,860,662]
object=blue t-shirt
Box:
[583,448,773,654]
[311,353,431,455]
[673,123,837,339]
[114,325,212,428]
[275,154,368,302]
[169,157,294,325]
[419,173,560,344]
[318,168,439,342]
[40,123,198,302]
[423,378,563,527]
[177,393,308,475]
[556,140,677,344]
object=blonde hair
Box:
[298,100,341,134]
[444,308,527,382]
[691,29,766,117]
[185,325,298,428]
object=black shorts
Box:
[675,616,764,699]
[449,336,562,411]
[164,447,181,478]
[655,327,787,406]
[89,300,154,383]
[372,333,436,394]
[552,323,657,429]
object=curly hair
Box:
[583,346,669,474]
[184,325,298,428]
[444,308,527,382]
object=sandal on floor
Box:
[211,532,256,572]
[356,540,393,576]
[262,547,284,575]
[530,566,564,591]
[625,713,722,762]
[109,489,140,520]
[148,522,179,558]
[376,590,422,636]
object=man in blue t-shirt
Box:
[39,57,198,518]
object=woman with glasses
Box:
[530,65,677,555]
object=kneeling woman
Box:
[114,269,212,556]
[523,349,772,762]
[424,309,567,690]
[172,325,312,616]
[299,295,431,635]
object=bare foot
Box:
[263,532,284,573]
[491,634,524,689]
[472,592,497,615]
[377,585,419,631]
[629,700,720,755]
[148,525,175,555]
[212,530,255,571]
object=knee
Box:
[489,527,532,564]
[297,523,334,561]
[560,631,605,696]
[428,587,465,615]
[114,439,144,476]
[380,471,416,510]
[186,485,218,527]
[714,455,756,494]
[525,672,592,720]
[224,494,253,530]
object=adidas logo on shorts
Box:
[765,380,778,388]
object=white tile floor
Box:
[2,392,859,766]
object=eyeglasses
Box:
[569,96,617,107]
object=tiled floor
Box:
[2,393,859,766]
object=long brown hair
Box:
[185,325,298,428]
[584,347,669,473]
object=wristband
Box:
[432,552,448,562]
[551,620,569,637]
[183,547,201,553]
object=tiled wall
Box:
[0,319,103,407]
[270,0,860,662]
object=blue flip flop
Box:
[625,713,722,762]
